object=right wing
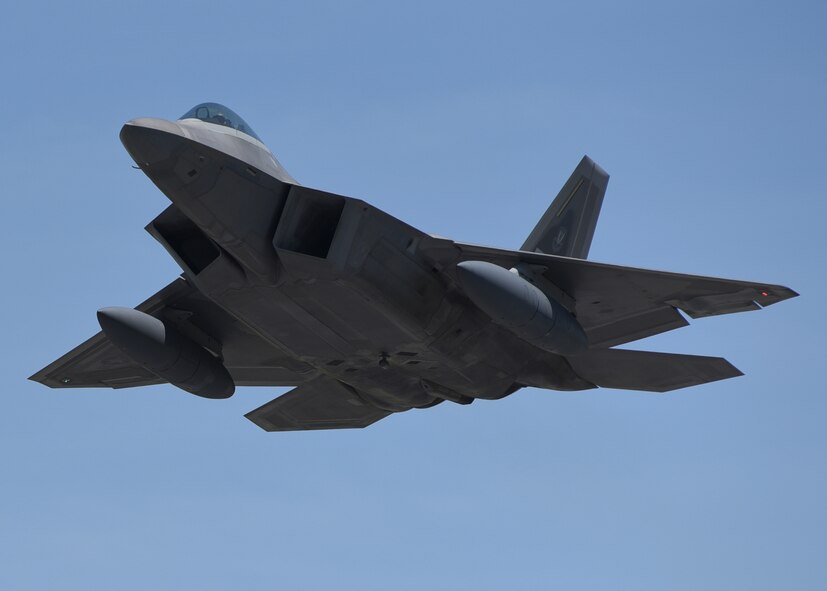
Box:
[245,376,392,431]
[30,278,317,390]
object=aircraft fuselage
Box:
[120,117,589,412]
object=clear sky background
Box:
[2,1,825,589]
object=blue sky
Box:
[2,1,825,589]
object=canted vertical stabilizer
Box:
[522,156,609,259]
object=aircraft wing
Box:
[30,278,316,390]
[420,238,798,348]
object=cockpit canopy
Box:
[179,102,261,141]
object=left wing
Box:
[420,238,798,348]
[30,278,316,390]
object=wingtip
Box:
[756,285,799,308]
[28,367,52,386]
[27,370,65,388]
[728,361,745,379]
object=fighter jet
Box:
[30,103,798,431]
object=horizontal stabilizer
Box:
[566,348,743,392]
[245,377,392,432]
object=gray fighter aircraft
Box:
[31,103,798,431]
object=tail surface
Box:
[566,348,742,392]
[521,155,609,259]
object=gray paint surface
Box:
[30,104,798,431]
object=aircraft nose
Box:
[119,118,184,167]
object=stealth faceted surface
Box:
[5,2,825,590]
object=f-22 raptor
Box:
[31,103,798,431]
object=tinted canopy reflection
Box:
[179,102,261,141]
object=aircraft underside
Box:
[30,104,798,431]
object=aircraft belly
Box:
[280,281,417,352]
[215,285,355,359]
[355,239,445,330]
[141,143,558,409]
[35,120,798,429]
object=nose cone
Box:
[119,118,184,166]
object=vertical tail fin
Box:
[521,155,609,259]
